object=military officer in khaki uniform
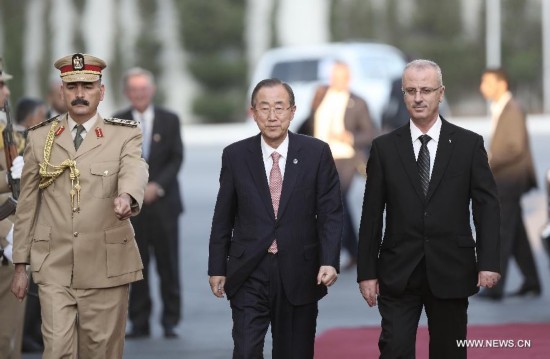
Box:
[0,56,26,359]
[10,53,149,358]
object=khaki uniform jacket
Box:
[489,97,537,198]
[12,114,149,289]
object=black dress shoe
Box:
[126,329,150,339]
[164,326,178,339]
[476,290,503,301]
[508,284,541,297]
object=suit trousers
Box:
[230,253,318,359]
[484,195,540,296]
[378,258,468,359]
[0,264,25,359]
[38,283,129,359]
[335,158,359,259]
[129,205,181,331]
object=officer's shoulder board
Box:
[27,115,59,132]
[104,117,138,128]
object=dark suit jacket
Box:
[208,132,343,305]
[357,118,500,299]
[489,97,537,198]
[113,107,184,218]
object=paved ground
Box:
[23,116,550,358]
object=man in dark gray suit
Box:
[358,60,501,358]
[478,68,541,300]
[208,79,342,358]
[114,67,184,338]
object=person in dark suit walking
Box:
[478,68,541,300]
[114,67,184,338]
[299,61,376,270]
[208,78,343,358]
[357,59,501,358]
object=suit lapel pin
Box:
[54,125,65,136]
[95,127,104,138]
[153,133,161,142]
[449,138,452,143]
[293,158,298,164]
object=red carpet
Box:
[315,323,550,358]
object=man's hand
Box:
[317,266,338,287]
[330,130,354,145]
[11,264,28,302]
[359,279,379,307]
[144,182,163,205]
[477,271,501,288]
[209,276,226,298]
[114,193,133,220]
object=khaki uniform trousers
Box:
[38,283,129,359]
[0,264,25,359]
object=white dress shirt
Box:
[261,134,289,183]
[410,116,442,179]
[132,105,154,159]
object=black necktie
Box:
[417,134,431,196]
[74,125,85,150]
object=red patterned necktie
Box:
[268,152,282,254]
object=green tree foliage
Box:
[177,0,246,123]
[330,0,542,114]
[1,0,25,104]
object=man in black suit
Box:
[114,67,184,338]
[208,78,342,358]
[357,60,501,358]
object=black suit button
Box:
[424,211,429,217]
[424,236,429,242]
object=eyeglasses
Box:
[403,86,442,97]
[254,106,292,117]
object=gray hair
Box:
[122,67,156,89]
[403,59,443,87]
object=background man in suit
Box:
[208,78,342,358]
[0,56,26,359]
[358,60,501,358]
[299,61,376,270]
[114,67,184,339]
[11,53,148,358]
[478,68,541,300]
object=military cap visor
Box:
[54,53,107,83]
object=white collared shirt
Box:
[313,89,354,159]
[132,105,154,158]
[410,116,442,179]
[68,114,98,141]
[261,134,289,184]
[490,91,512,133]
